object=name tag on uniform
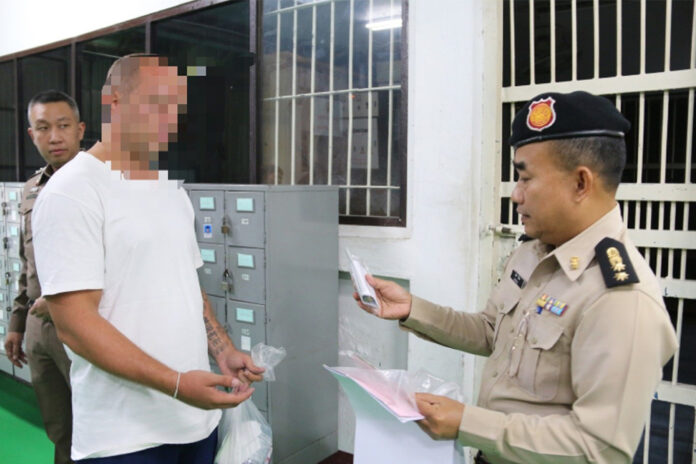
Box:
[510,270,526,288]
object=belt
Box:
[474,450,492,464]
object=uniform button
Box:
[509,327,514,334]
[531,337,538,344]
[511,346,516,351]
[492,371,498,378]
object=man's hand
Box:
[216,347,265,386]
[415,393,465,439]
[4,332,27,368]
[353,275,413,320]
[176,370,254,410]
[29,297,51,322]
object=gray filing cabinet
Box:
[186,184,338,464]
[0,182,28,381]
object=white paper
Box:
[325,366,422,422]
[327,366,459,464]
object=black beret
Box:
[509,91,631,148]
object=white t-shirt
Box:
[32,152,221,459]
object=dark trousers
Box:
[25,313,73,464]
[77,428,218,464]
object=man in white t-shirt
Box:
[32,54,264,463]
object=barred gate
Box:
[493,1,696,462]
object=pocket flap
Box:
[499,292,519,314]
[527,317,564,350]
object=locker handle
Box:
[221,269,232,293]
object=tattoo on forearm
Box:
[201,288,231,357]
[201,291,210,312]
[204,315,229,358]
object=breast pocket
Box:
[490,289,520,359]
[515,317,565,400]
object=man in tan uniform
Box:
[4,89,85,464]
[354,91,678,463]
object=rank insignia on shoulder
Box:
[595,237,639,288]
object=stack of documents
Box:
[325,365,460,464]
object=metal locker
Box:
[185,184,339,464]
[5,223,20,258]
[189,190,225,244]
[226,300,268,411]
[223,192,265,248]
[197,244,226,298]
[0,323,13,376]
[3,186,22,223]
[0,293,6,323]
[7,258,21,294]
[225,247,265,304]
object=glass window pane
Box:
[0,61,16,181]
[153,1,251,183]
[261,0,405,225]
[333,1,351,91]
[19,47,70,179]
[315,3,332,93]
[78,27,146,151]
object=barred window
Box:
[499,1,696,462]
[260,0,407,225]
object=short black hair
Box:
[27,90,80,123]
[550,136,626,191]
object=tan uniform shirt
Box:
[9,166,53,333]
[402,206,678,464]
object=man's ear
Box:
[27,127,34,140]
[573,166,594,202]
[101,89,121,107]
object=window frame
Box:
[258,0,409,227]
[0,0,408,226]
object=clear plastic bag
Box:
[337,350,463,411]
[251,343,287,382]
[215,343,287,464]
[215,400,272,464]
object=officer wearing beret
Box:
[353,91,678,463]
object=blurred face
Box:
[111,59,187,170]
[510,141,577,246]
[27,102,85,170]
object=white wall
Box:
[0,0,499,460]
[337,0,497,456]
[0,0,189,58]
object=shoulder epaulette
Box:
[595,237,639,288]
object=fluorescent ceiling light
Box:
[365,18,402,31]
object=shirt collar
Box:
[36,165,55,186]
[548,204,625,281]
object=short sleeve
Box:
[193,236,204,269]
[33,192,105,295]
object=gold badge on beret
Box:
[526,97,557,132]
